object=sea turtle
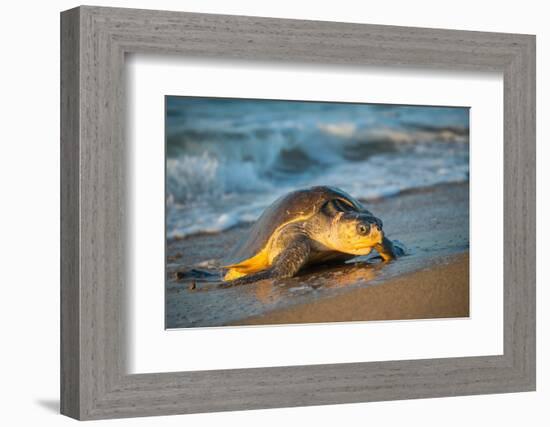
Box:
[222,186,401,285]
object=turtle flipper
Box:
[221,238,311,287]
[374,236,405,261]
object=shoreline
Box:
[166,182,469,329]
[230,252,469,326]
[168,181,469,243]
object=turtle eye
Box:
[357,223,370,235]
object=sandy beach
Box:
[232,253,468,326]
[166,182,469,328]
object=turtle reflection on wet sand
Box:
[221,186,403,286]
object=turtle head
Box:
[327,212,384,255]
[313,197,384,255]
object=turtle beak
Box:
[367,216,383,232]
[373,224,384,242]
[366,219,384,243]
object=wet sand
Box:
[166,182,469,328]
[232,253,468,326]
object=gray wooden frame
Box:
[60,5,536,420]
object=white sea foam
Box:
[166,99,469,239]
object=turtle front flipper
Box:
[221,238,311,287]
[374,236,405,261]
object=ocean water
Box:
[166,97,469,239]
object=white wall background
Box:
[0,0,546,425]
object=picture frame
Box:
[60,5,536,420]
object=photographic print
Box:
[166,97,469,329]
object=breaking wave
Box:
[166,98,469,239]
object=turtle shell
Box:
[224,186,367,267]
